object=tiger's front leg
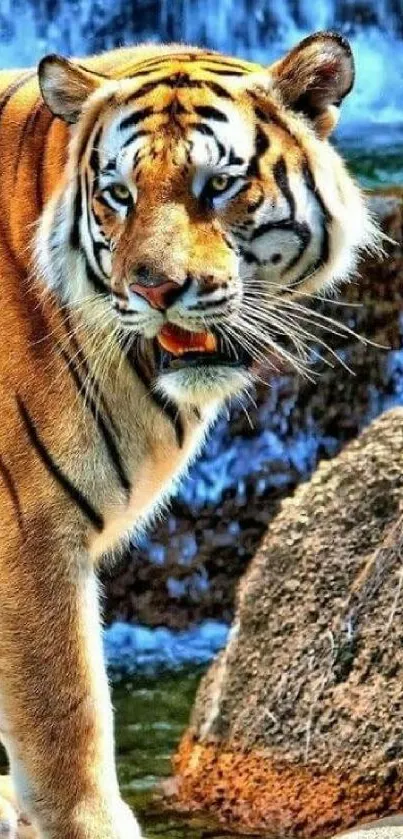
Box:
[0,534,142,839]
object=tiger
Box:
[0,30,378,839]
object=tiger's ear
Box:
[270,32,354,138]
[38,55,101,123]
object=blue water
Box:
[104,620,229,676]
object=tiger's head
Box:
[37,33,378,408]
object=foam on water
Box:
[104,620,229,676]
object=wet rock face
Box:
[103,191,403,630]
[172,409,403,837]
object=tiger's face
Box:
[38,34,377,407]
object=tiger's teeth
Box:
[157,324,217,356]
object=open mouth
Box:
[155,324,248,372]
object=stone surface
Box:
[103,190,403,630]
[172,409,403,837]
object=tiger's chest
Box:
[88,404,212,560]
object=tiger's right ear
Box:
[38,55,101,123]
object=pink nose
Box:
[129,279,182,311]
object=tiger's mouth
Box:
[155,323,249,372]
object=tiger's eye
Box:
[209,174,230,193]
[109,183,131,203]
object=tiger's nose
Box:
[129,267,183,311]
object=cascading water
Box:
[0,0,402,128]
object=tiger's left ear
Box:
[270,31,354,138]
[38,55,101,123]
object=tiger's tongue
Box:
[157,324,217,356]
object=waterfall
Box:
[0,0,402,127]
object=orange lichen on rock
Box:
[173,733,403,837]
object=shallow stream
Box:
[114,669,240,838]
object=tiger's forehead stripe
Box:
[111,51,261,81]
[123,74,236,104]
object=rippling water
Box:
[114,670,243,839]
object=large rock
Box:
[172,409,403,837]
[104,191,403,630]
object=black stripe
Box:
[119,106,154,132]
[129,54,252,76]
[190,123,226,159]
[201,68,245,77]
[125,53,251,76]
[206,80,234,99]
[273,156,295,217]
[197,57,252,71]
[92,240,110,275]
[0,454,24,533]
[247,125,270,178]
[221,231,236,252]
[86,170,112,278]
[239,247,260,264]
[303,160,330,265]
[150,389,185,449]
[85,258,111,295]
[16,396,104,531]
[252,95,303,150]
[248,155,312,275]
[247,191,265,214]
[94,192,113,210]
[273,156,313,274]
[193,105,228,122]
[75,62,111,80]
[60,348,131,495]
[125,75,194,101]
[70,180,82,250]
[122,129,150,149]
[228,149,245,166]
[126,349,184,449]
[101,159,117,174]
[126,75,234,103]
[254,105,270,124]
[282,222,311,273]
[83,167,111,292]
[192,122,215,137]
[126,56,196,76]
[89,126,102,177]
[126,67,167,79]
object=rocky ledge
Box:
[171,408,403,837]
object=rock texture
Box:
[172,409,403,838]
[104,190,403,630]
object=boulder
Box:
[172,409,403,838]
[104,191,403,631]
